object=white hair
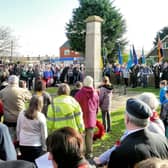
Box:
[8,75,19,85]
[137,92,159,111]
[83,76,93,87]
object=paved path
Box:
[111,91,141,111]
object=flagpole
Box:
[118,42,123,65]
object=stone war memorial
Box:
[85,15,104,87]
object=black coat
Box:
[108,129,168,168]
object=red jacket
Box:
[0,100,3,116]
[75,86,99,128]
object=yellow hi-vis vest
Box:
[47,95,84,134]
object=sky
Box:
[0,0,168,56]
[114,0,168,54]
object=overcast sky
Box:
[0,0,168,56]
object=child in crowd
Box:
[34,79,51,116]
[98,76,113,132]
[17,95,47,163]
[19,80,27,88]
[70,81,83,97]
[160,89,168,138]
[159,80,167,104]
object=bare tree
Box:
[0,26,17,58]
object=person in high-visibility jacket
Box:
[47,83,84,134]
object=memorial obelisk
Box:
[85,15,104,87]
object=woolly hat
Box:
[8,75,19,85]
[126,98,152,119]
[83,76,93,87]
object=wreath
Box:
[93,120,105,141]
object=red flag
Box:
[158,36,163,62]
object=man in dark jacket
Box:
[108,98,168,168]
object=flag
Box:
[118,45,123,65]
[127,48,133,69]
[141,47,146,64]
[132,45,138,65]
[157,36,163,62]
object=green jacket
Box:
[47,95,84,134]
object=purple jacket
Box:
[75,86,99,128]
[99,85,113,112]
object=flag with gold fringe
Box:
[157,36,163,62]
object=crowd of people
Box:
[0,60,168,90]
[0,62,85,90]
[0,61,168,167]
[104,61,168,89]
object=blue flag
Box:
[118,45,123,65]
[141,48,146,64]
[127,48,133,69]
[132,45,138,65]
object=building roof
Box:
[147,35,168,58]
[60,40,70,48]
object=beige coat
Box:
[0,84,31,123]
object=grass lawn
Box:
[93,86,160,156]
[93,108,125,156]
[45,87,57,96]
[45,86,160,156]
[127,87,159,96]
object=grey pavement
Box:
[111,91,141,111]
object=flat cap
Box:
[126,98,152,119]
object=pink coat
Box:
[99,85,113,112]
[75,86,99,128]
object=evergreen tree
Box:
[66,0,127,62]
[153,26,168,46]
